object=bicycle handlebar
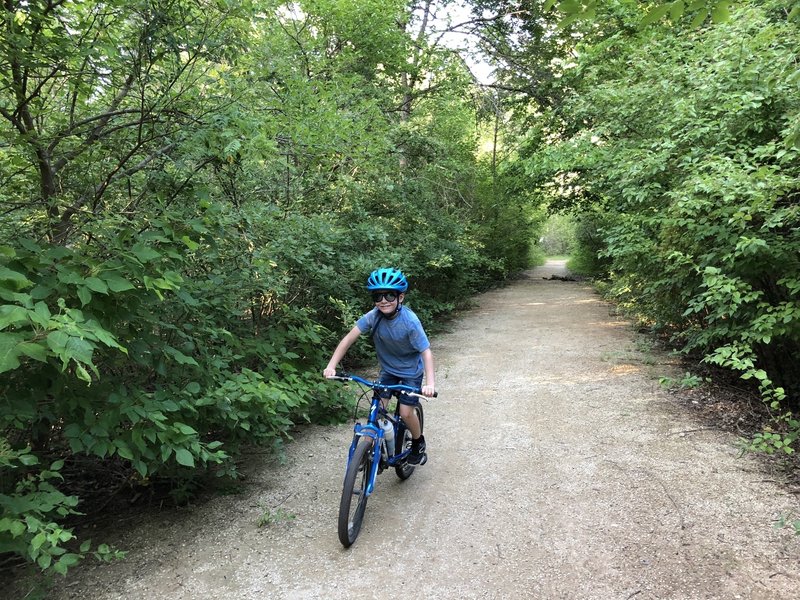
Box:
[327,373,438,399]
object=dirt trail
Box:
[24,260,799,599]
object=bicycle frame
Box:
[335,374,423,496]
[348,402,408,496]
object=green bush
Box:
[534,2,800,450]
[0,0,536,578]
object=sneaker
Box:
[407,438,427,466]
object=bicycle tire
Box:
[338,436,374,547]
[395,403,424,480]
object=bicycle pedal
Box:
[407,452,427,466]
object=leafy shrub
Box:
[534,3,800,452]
[0,0,533,579]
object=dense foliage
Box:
[494,1,800,454]
[9,0,795,577]
[0,0,538,575]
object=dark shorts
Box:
[378,371,423,406]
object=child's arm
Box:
[421,348,435,396]
[323,326,362,377]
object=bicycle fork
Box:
[346,424,384,496]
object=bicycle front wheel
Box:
[338,436,374,547]
[395,403,424,480]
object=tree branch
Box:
[52,70,138,172]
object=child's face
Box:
[372,290,403,314]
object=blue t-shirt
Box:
[356,306,430,378]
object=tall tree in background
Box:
[0,0,252,244]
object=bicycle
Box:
[328,373,436,547]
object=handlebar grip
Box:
[326,373,350,381]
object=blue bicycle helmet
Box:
[366,267,408,292]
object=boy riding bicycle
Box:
[323,267,435,465]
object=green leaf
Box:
[104,275,135,292]
[690,8,708,27]
[29,285,53,300]
[18,453,39,466]
[557,12,582,29]
[669,0,684,21]
[0,266,33,291]
[0,305,29,329]
[56,269,82,285]
[133,460,148,478]
[75,364,92,383]
[114,440,134,460]
[37,553,52,570]
[132,245,161,263]
[641,4,671,27]
[30,531,47,553]
[47,332,95,376]
[32,301,51,324]
[77,286,92,306]
[85,277,108,294]
[174,448,195,468]
[83,320,126,352]
[175,423,197,435]
[164,346,199,366]
[18,342,48,362]
[58,553,81,568]
[10,520,26,537]
[558,0,581,13]
[46,330,69,355]
[710,1,730,23]
[0,332,23,373]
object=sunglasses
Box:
[371,291,398,303]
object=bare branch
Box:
[53,138,179,243]
[52,70,137,172]
[0,106,27,135]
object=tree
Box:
[0,0,254,244]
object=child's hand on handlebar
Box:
[323,367,337,378]
[422,384,436,398]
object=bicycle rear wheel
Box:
[395,403,424,480]
[338,436,374,547]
